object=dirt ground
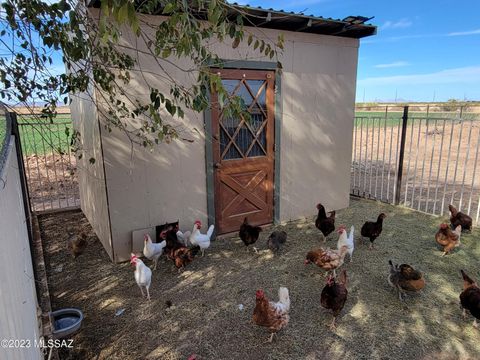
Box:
[24,153,80,211]
[39,198,480,360]
[352,121,480,221]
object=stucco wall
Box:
[70,81,113,259]
[88,11,359,261]
[0,139,42,360]
[279,38,358,220]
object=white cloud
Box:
[374,61,410,69]
[448,29,480,36]
[358,66,480,86]
[381,18,412,30]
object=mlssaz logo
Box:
[35,338,74,348]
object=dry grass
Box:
[39,198,480,360]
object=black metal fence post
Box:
[394,106,409,205]
[10,112,33,239]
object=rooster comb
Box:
[130,253,138,264]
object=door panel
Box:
[211,69,275,234]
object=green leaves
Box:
[163,3,176,14]
[0,0,284,150]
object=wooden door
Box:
[211,69,275,234]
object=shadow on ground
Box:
[39,197,480,360]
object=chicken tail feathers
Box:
[207,225,215,239]
[278,287,290,312]
[348,225,354,243]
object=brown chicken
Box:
[460,270,480,329]
[163,227,184,255]
[67,231,88,258]
[449,205,473,232]
[360,213,386,249]
[168,245,200,271]
[252,287,290,342]
[435,223,462,256]
[305,246,349,277]
[239,217,262,252]
[321,269,348,330]
[387,260,425,301]
[315,203,335,240]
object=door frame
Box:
[204,60,282,232]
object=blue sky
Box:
[235,0,480,102]
[4,0,479,103]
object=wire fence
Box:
[15,113,80,212]
[351,106,480,224]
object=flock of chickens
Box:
[129,220,214,300]
[250,202,477,342]
[67,200,477,343]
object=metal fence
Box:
[351,106,480,224]
[13,112,80,212]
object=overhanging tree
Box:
[0,0,283,153]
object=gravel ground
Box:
[39,198,480,360]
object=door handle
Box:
[214,162,222,169]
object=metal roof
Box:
[224,3,376,39]
[87,1,376,39]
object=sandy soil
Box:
[39,198,480,360]
[24,153,80,211]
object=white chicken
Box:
[130,253,152,300]
[143,234,166,270]
[337,225,354,262]
[176,230,192,247]
[189,220,214,257]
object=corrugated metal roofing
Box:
[87,1,376,39]
[225,3,376,38]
